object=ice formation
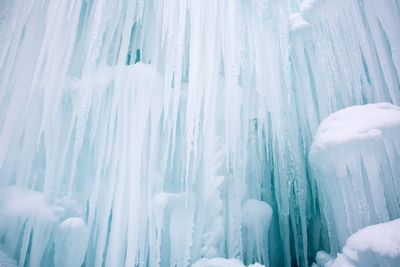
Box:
[0,248,17,267]
[0,0,399,266]
[309,103,400,251]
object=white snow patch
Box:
[311,103,400,149]
[340,219,400,261]
[319,219,400,267]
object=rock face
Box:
[309,103,400,251]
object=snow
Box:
[316,219,400,267]
[343,219,400,259]
[311,103,400,149]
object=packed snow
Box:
[315,219,400,267]
[311,103,400,149]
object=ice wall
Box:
[0,0,399,266]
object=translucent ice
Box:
[54,218,89,267]
[310,103,400,251]
[0,248,17,267]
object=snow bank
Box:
[309,103,400,250]
[316,219,400,267]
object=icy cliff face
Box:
[0,0,399,266]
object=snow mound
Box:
[309,103,400,250]
[311,103,400,149]
[342,219,400,260]
[317,219,400,267]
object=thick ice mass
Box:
[0,0,400,266]
[310,103,400,251]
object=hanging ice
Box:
[0,0,399,266]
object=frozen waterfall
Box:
[0,0,399,266]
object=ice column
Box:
[309,103,400,251]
